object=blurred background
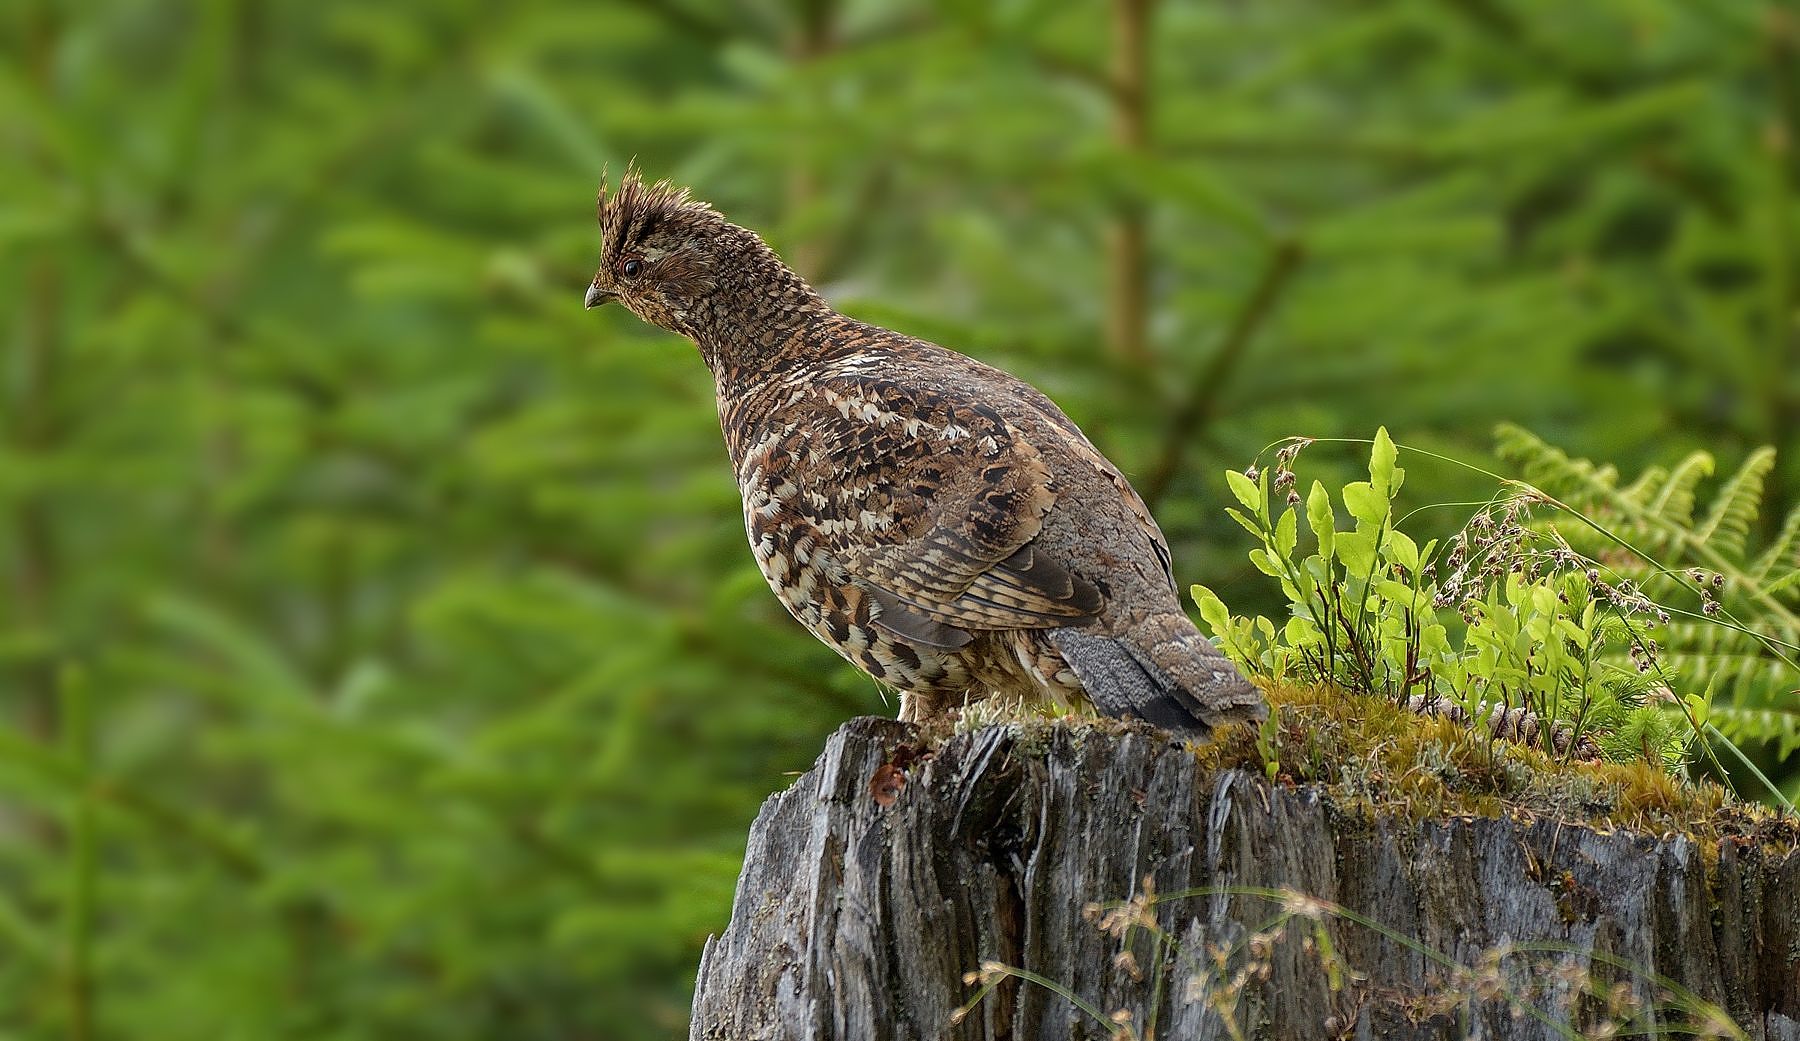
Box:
[2,0,1796,1037]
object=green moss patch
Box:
[1188,684,1798,857]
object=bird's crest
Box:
[596,165,721,263]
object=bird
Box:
[585,172,1265,734]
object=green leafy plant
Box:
[1194,429,1699,768]
[1252,709,1282,783]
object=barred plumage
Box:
[587,173,1265,733]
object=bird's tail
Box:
[1049,613,1266,734]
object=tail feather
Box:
[1049,613,1265,734]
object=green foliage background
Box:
[3,1,1796,1037]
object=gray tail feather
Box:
[1049,614,1266,734]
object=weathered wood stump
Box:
[690,717,1800,1040]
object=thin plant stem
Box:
[956,964,1128,1037]
[1708,722,1792,809]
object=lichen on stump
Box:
[689,706,1800,1040]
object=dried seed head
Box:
[1113,949,1143,980]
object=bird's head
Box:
[587,172,824,348]
[586,173,735,332]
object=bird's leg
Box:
[898,688,961,723]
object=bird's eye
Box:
[621,258,643,278]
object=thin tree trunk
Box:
[13,259,60,752]
[1763,11,1799,536]
[12,0,64,759]
[785,0,836,280]
[1105,0,1153,365]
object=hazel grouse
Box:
[586,174,1265,733]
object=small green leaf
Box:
[1374,579,1427,611]
[1191,584,1231,636]
[1341,481,1387,530]
[1275,507,1298,560]
[1296,561,1324,605]
[1284,615,1323,646]
[1249,548,1285,578]
[1386,530,1420,573]
[1369,427,1398,496]
[1225,507,1263,539]
[1306,480,1335,560]
[1226,469,1263,513]
[1336,529,1377,575]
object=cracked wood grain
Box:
[690,718,1800,1040]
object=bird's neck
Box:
[681,241,834,380]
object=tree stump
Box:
[689,717,1800,1040]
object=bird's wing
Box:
[954,353,1177,591]
[771,376,1102,643]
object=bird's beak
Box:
[584,283,616,310]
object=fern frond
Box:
[1708,703,1800,758]
[1648,451,1713,526]
[1696,447,1775,559]
[1659,619,1777,656]
[1661,653,1798,704]
[1619,464,1668,508]
[1498,427,1800,631]
[1493,423,1618,500]
[1752,503,1800,585]
[1495,427,1800,771]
